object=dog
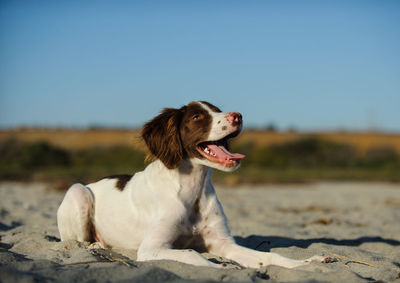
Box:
[57,101,327,269]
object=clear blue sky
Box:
[1,0,399,131]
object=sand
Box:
[0,181,399,282]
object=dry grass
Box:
[0,129,145,151]
[1,129,400,156]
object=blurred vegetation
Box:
[1,136,399,187]
[214,136,400,184]
[0,138,146,185]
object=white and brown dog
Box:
[57,101,327,269]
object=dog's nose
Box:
[227,112,242,126]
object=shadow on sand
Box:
[234,235,400,251]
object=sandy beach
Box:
[1,181,399,282]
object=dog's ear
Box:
[142,108,184,169]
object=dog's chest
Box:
[182,199,202,234]
[171,163,211,245]
[178,190,206,234]
[172,199,208,250]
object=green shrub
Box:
[248,137,356,168]
[0,139,71,169]
[0,139,146,181]
[361,146,399,168]
[72,146,146,173]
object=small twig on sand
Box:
[87,248,132,267]
[330,253,379,268]
[333,255,350,268]
[108,258,131,267]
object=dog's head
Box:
[141,101,245,172]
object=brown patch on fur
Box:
[204,216,208,221]
[215,212,219,216]
[222,126,227,131]
[103,174,132,191]
[142,108,184,169]
[193,199,200,214]
[172,235,207,252]
[259,262,263,266]
[206,244,212,251]
[178,162,193,174]
[189,199,201,225]
[179,102,212,160]
[88,216,96,242]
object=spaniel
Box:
[57,101,327,268]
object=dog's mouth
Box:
[196,131,245,167]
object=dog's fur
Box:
[57,101,326,268]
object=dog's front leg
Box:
[201,186,327,269]
[207,237,326,269]
[136,221,229,268]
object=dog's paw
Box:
[305,255,333,264]
[321,256,335,263]
[88,242,105,249]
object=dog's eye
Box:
[192,114,200,120]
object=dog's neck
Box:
[176,159,210,207]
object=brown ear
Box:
[141,108,184,169]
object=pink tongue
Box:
[207,144,245,161]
